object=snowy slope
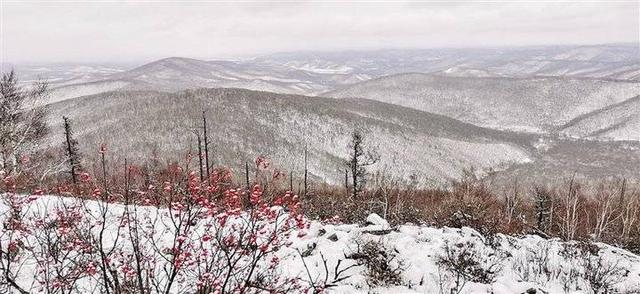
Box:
[47,80,133,104]
[559,96,640,141]
[294,221,640,293]
[3,195,640,293]
[43,88,533,186]
[326,73,640,134]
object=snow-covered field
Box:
[2,194,640,293]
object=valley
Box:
[20,43,637,187]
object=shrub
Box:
[511,243,554,284]
[436,240,502,294]
[346,238,405,287]
[0,154,309,293]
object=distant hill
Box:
[43,57,365,103]
[44,88,535,186]
[33,43,640,104]
[326,73,640,134]
[259,43,640,80]
[7,63,127,86]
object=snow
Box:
[3,195,640,293]
[365,213,390,229]
[285,62,354,74]
[288,222,640,293]
[47,80,130,104]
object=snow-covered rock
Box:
[365,213,390,229]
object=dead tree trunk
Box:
[344,169,348,191]
[304,146,308,196]
[245,161,250,190]
[196,132,204,181]
[63,116,81,185]
[100,145,108,194]
[202,111,210,180]
[289,170,293,192]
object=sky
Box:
[1,0,638,64]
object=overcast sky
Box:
[1,0,638,63]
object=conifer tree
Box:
[347,129,379,198]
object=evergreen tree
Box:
[534,187,552,234]
[347,129,379,198]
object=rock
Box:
[365,213,390,229]
[318,228,326,237]
[364,229,393,236]
[523,288,549,294]
[327,233,339,242]
[300,243,316,257]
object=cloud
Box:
[1,0,638,63]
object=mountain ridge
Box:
[43,87,536,186]
[559,95,640,141]
[30,44,640,104]
[42,87,640,186]
[326,72,640,136]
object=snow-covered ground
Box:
[2,195,640,293]
[295,222,640,293]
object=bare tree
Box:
[503,179,521,226]
[592,183,622,242]
[191,130,204,181]
[371,171,400,220]
[62,116,82,184]
[0,70,49,175]
[347,129,379,199]
[304,146,308,196]
[202,111,210,180]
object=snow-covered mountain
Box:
[35,43,640,104]
[559,95,640,141]
[258,43,640,80]
[44,87,640,186]
[9,44,640,173]
[43,57,365,103]
[5,62,127,86]
[44,88,535,186]
[326,73,640,134]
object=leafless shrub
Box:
[434,172,505,237]
[582,254,629,294]
[558,242,630,293]
[512,243,555,285]
[346,239,405,287]
[298,251,358,293]
[436,240,502,294]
